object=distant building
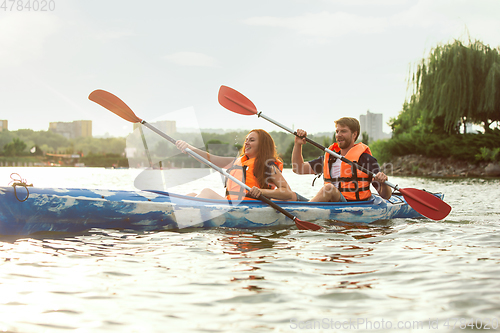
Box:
[464,122,476,134]
[154,120,176,135]
[133,120,176,135]
[359,110,391,142]
[0,120,7,131]
[49,120,92,139]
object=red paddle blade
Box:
[399,188,452,221]
[218,85,258,115]
[295,219,322,231]
[89,89,142,123]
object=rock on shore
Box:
[381,155,500,178]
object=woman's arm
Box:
[250,165,295,201]
[175,140,235,168]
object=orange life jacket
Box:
[225,155,283,201]
[323,143,373,201]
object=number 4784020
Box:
[443,317,499,330]
[1,0,55,11]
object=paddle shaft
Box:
[141,121,302,223]
[256,112,401,191]
[138,125,154,168]
[89,89,321,230]
[261,111,451,216]
[218,85,450,219]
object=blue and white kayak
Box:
[0,186,444,235]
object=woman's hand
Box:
[248,186,262,199]
[175,140,190,153]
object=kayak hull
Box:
[0,186,442,235]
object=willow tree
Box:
[408,39,500,133]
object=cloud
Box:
[96,29,138,41]
[322,0,410,5]
[244,11,389,40]
[0,12,60,68]
[391,0,500,45]
[244,0,500,45]
[164,52,217,67]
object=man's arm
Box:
[360,153,392,200]
[291,129,315,175]
[372,172,392,200]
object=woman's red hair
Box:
[240,129,282,189]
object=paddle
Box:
[88,89,321,231]
[218,85,452,221]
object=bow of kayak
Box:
[0,186,443,235]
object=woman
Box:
[175,129,296,201]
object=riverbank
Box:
[383,154,500,178]
[0,155,128,168]
[3,154,500,178]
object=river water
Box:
[0,167,499,332]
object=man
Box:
[292,117,392,202]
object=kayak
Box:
[0,185,444,235]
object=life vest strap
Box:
[312,173,323,186]
[339,184,372,192]
[225,164,248,200]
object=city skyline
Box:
[360,110,392,142]
[1,1,498,138]
[49,120,92,139]
[0,116,357,138]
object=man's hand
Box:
[373,172,388,184]
[295,129,307,145]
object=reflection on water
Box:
[220,230,288,253]
[1,167,499,332]
[1,218,499,332]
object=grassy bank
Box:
[0,155,128,168]
[369,130,500,165]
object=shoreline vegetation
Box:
[383,155,500,178]
[2,39,500,178]
[1,130,500,179]
[2,153,500,179]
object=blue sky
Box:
[1,0,499,137]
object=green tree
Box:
[281,137,327,167]
[30,145,44,156]
[323,133,335,148]
[361,132,370,145]
[205,139,238,157]
[3,138,27,156]
[408,39,500,134]
[0,131,14,152]
[15,129,69,151]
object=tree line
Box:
[0,129,126,157]
[5,37,497,166]
[125,126,334,168]
[0,127,335,167]
[371,37,500,164]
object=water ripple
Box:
[1,169,499,332]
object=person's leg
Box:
[196,188,225,199]
[294,192,309,201]
[309,183,341,202]
[337,192,347,202]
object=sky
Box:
[1,0,499,138]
